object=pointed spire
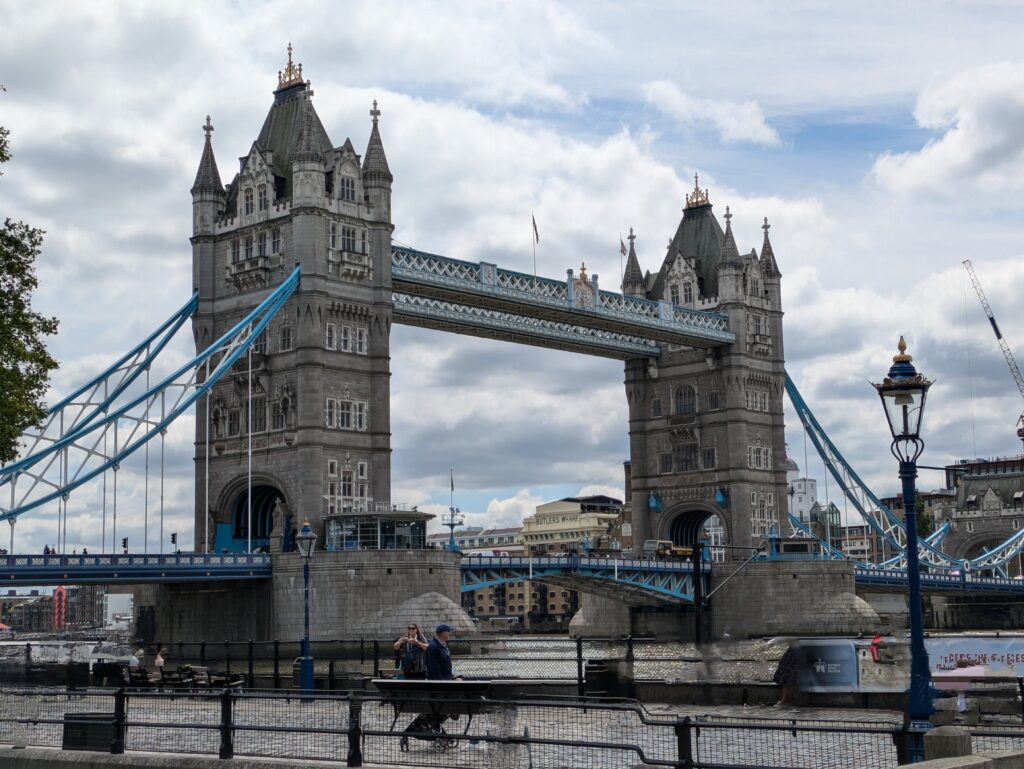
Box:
[293,98,324,163]
[760,216,781,276]
[719,205,741,267]
[362,99,393,182]
[622,227,645,294]
[191,115,223,196]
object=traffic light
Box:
[170,532,177,546]
[121,537,128,551]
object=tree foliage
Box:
[0,90,60,464]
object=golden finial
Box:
[277,42,305,90]
[685,172,711,209]
[893,336,913,363]
[579,262,588,281]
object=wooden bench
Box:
[189,666,212,688]
[125,666,153,687]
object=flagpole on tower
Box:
[531,212,539,291]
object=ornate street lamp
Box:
[295,519,317,692]
[873,336,934,724]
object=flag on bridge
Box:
[620,237,627,256]
[450,469,455,493]
[532,213,539,244]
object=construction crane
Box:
[963,259,1024,448]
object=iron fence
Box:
[0,686,905,768]
[92,635,767,691]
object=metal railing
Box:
[20,636,785,692]
[0,687,905,768]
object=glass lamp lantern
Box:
[295,520,317,561]
[873,337,932,463]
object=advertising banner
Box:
[926,637,1024,675]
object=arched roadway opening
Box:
[957,532,1023,578]
[663,504,728,550]
[214,476,287,552]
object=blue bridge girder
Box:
[0,553,272,586]
[460,555,706,605]
[391,245,735,357]
[853,567,1024,596]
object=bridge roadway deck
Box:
[0,552,271,586]
[2,553,1023,598]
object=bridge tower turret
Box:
[625,176,789,556]
[189,47,397,553]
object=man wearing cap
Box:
[401,623,458,749]
[425,624,455,680]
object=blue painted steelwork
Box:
[785,374,1024,573]
[460,555,703,603]
[854,567,1024,595]
[392,245,735,349]
[1,269,300,523]
[0,291,198,483]
[392,292,660,359]
[0,552,271,586]
[785,512,951,569]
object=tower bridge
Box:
[4,47,1024,640]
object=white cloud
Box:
[642,80,780,146]
[482,490,545,529]
[871,61,1024,197]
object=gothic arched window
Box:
[670,285,680,305]
[683,282,693,303]
[244,188,254,216]
[674,385,697,416]
[257,184,268,211]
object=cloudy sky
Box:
[3,1,1024,553]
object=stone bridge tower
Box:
[189,48,395,552]
[622,177,789,552]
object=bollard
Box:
[347,693,363,767]
[576,637,584,699]
[111,688,126,755]
[674,716,693,769]
[219,688,234,759]
[273,639,280,689]
[247,639,254,686]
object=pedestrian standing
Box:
[155,647,166,673]
[393,623,428,679]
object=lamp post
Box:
[295,519,317,692]
[873,336,935,724]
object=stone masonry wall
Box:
[711,559,882,638]
[271,549,472,640]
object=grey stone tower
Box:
[190,48,395,551]
[624,176,788,551]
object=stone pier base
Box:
[711,559,882,639]
[134,549,475,643]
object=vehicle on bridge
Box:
[642,540,693,559]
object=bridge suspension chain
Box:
[0,268,300,524]
[0,292,198,485]
[785,373,1024,572]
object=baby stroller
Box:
[400,714,458,752]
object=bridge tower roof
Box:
[654,174,725,300]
